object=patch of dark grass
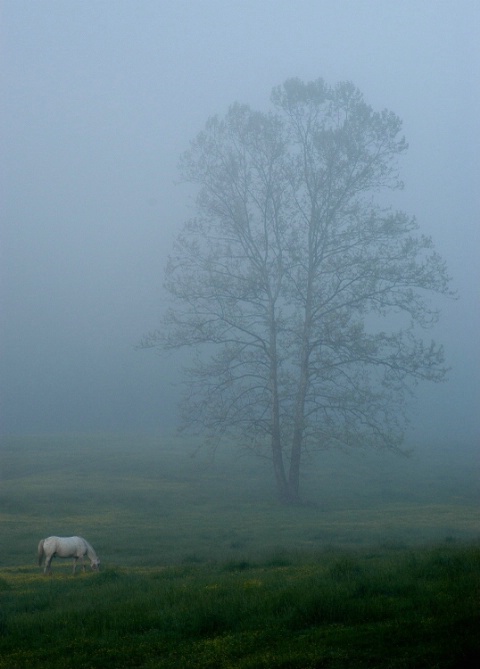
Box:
[94,568,123,583]
[222,559,254,572]
[1,544,479,668]
[328,554,365,581]
[182,553,206,565]
[262,550,293,568]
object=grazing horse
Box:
[38,536,100,575]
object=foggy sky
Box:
[1,1,479,446]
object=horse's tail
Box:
[38,539,45,566]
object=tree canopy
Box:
[143,77,452,503]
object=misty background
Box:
[1,1,479,450]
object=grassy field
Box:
[0,433,479,668]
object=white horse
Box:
[38,536,100,575]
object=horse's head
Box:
[91,558,100,571]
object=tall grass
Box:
[1,545,479,668]
[0,433,479,667]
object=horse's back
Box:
[43,536,86,557]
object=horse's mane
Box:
[82,538,98,558]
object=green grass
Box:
[0,433,479,667]
[1,547,479,668]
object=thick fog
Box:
[1,1,479,449]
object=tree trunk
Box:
[269,301,290,502]
[271,430,289,503]
[288,348,309,503]
[287,217,315,504]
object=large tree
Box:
[143,78,452,504]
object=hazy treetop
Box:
[0,1,478,445]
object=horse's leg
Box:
[44,555,52,575]
[73,557,78,575]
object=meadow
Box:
[0,433,479,668]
